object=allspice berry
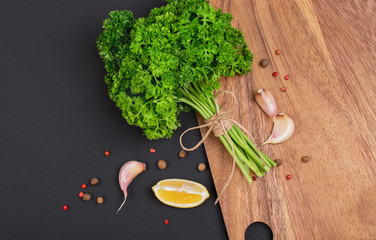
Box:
[90,177,99,186]
[96,196,104,204]
[260,59,269,68]
[197,163,206,171]
[157,160,167,170]
[274,159,282,167]
[82,193,92,201]
[301,156,310,163]
[178,150,187,158]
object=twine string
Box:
[179,91,264,205]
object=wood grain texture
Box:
[197,0,376,239]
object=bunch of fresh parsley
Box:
[97,0,275,183]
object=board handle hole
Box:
[245,222,273,240]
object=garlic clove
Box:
[260,113,294,145]
[116,160,146,214]
[255,88,278,119]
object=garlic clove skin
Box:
[261,113,294,145]
[255,88,278,119]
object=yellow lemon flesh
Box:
[152,179,210,208]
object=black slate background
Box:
[0,0,272,239]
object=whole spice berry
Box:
[150,148,156,154]
[80,184,87,189]
[157,160,167,170]
[164,219,170,225]
[252,176,256,181]
[281,87,287,92]
[197,163,206,171]
[90,177,100,186]
[62,205,68,211]
[284,75,289,80]
[275,49,281,55]
[96,196,104,204]
[82,193,92,201]
[78,192,84,198]
[286,175,291,180]
[260,59,269,68]
[272,72,278,77]
[301,156,310,163]
[178,150,186,158]
[274,159,282,166]
[104,151,110,156]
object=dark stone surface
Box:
[0,0,270,239]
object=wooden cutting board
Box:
[197,0,376,239]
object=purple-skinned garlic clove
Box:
[260,113,294,145]
[255,88,278,119]
[116,160,146,214]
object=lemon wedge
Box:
[152,179,210,208]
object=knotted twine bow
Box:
[179,91,265,205]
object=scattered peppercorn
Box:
[150,148,156,153]
[275,49,281,55]
[197,163,206,171]
[62,205,68,211]
[274,159,282,166]
[252,176,256,181]
[272,72,278,77]
[104,151,110,156]
[157,160,167,170]
[90,177,99,186]
[80,184,87,189]
[78,192,84,198]
[178,150,187,158]
[281,87,287,92]
[260,59,269,68]
[301,156,310,163]
[96,196,104,204]
[286,175,291,180]
[164,219,170,225]
[284,75,289,80]
[82,193,92,201]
